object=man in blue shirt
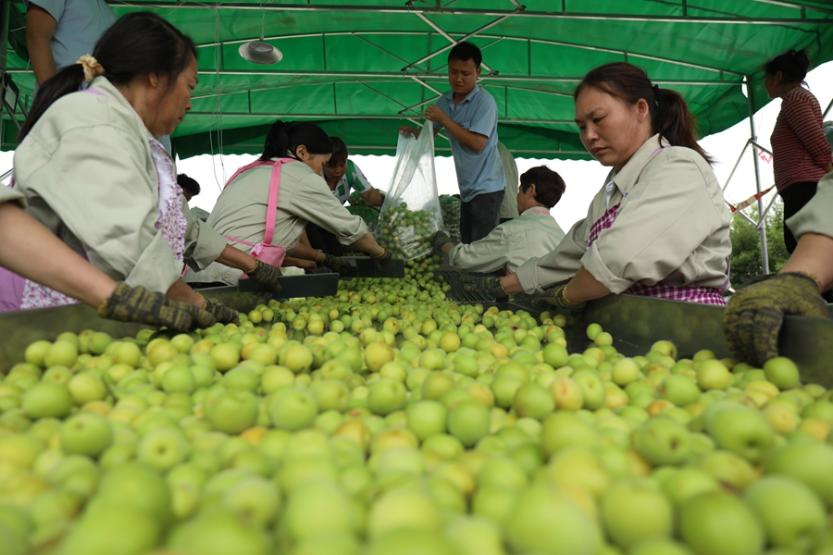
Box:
[26,0,115,86]
[403,41,505,243]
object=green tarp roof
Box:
[3,0,833,158]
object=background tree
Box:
[730,201,789,287]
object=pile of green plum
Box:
[377,203,440,260]
[2,262,833,555]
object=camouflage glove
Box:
[432,230,452,254]
[459,274,508,301]
[204,299,240,324]
[246,259,283,294]
[322,254,354,273]
[725,272,828,367]
[98,283,216,330]
[537,283,586,312]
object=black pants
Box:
[779,181,818,253]
[306,223,344,255]
[460,190,504,244]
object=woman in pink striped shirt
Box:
[764,49,833,253]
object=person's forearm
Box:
[287,243,326,264]
[28,36,56,86]
[0,204,116,307]
[500,273,522,295]
[215,245,257,274]
[166,279,206,308]
[441,118,487,152]
[563,266,611,304]
[781,233,833,292]
[352,233,386,257]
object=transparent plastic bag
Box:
[377,121,444,259]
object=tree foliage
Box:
[730,201,789,287]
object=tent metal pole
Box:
[410,11,495,74]
[190,31,742,77]
[0,0,10,149]
[185,111,576,125]
[824,97,832,119]
[745,75,770,275]
[722,140,751,192]
[106,2,833,24]
[401,14,511,71]
[2,67,742,87]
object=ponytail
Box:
[575,62,712,164]
[260,120,332,161]
[653,87,712,164]
[19,12,195,142]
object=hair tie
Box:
[76,55,104,83]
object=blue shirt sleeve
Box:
[468,93,498,138]
[28,0,66,22]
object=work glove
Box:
[246,259,283,295]
[97,283,216,331]
[535,283,586,312]
[322,253,353,273]
[432,230,452,254]
[724,272,829,367]
[458,274,508,301]
[204,299,240,324]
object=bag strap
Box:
[224,157,297,246]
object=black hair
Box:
[20,12,196,141]
[177,173,200,198]
[764,49,810,84]
[448,41,482,68]
[520,166,565,208]
[574,62,712,164]
[327,136,348,166]
[260,120,333,161]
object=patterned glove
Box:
[246,260,283,294]
[323,254,354,272]
[432,230,452,254]
[538,283,586,312]
[97,283,216,330]
[204,299,240,324]
[458,274,508,301]
[725,272,828,367]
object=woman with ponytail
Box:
[764,49,833,253]
[189,120,388,285]
[1,12,238,323]
[479,62,731,307]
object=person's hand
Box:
[537,283,586,312]
[98,282,216,330]
[398,126,419,138]
[459,274,507,301]
[432,230,452,254]
[204,299,240,324]
[725,272,829,367]
[323,254,354,272]
[246,259,283,295]
[425,105,448,126]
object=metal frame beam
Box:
[189,30,743,77]
[184,111,576,126]
[107,2,833,24]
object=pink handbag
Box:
[223,158,296,268]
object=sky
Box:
[2,62,831,233]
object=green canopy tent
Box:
[2,0,833,158]
[1,0,832,271]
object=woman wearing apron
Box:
[488,62,731,307]
[0,13,237,322]
[0,186,211,329]
[188,121,388,286]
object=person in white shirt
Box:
[435,165,566,273]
